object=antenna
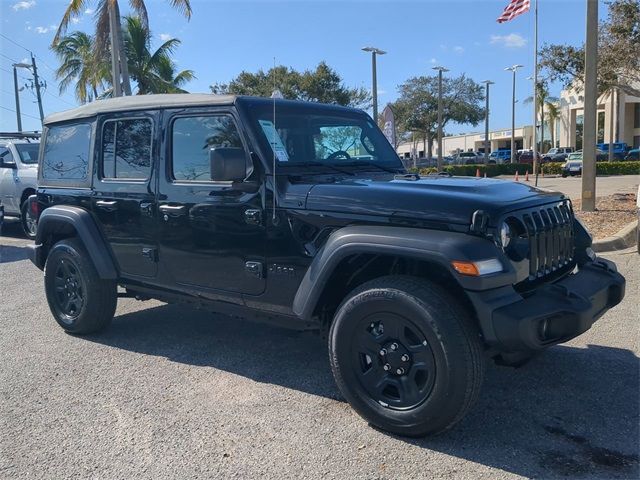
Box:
[271,57,279,225]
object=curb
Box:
[592,220,638,253]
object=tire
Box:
[21,200,37,239]
[328,275,485,437]
[44,238,117,334]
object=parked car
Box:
[542,147,574,163]
[452,151,484,165]
[568,149,608,162]
[624,148,639,161]
[0,199,4,235]
[0,132,41,238]
[488,150,511,164]
[516,150,542,165]
[562,159,583,177]
[29,94,625,438]
[597,142,629,160]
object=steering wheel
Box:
[327,150,351,161]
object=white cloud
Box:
[453,46,464,54]
[490,33,527,48]
[159,33,173,41]
[430,58,437,64]
[12,1,35,11]
[84,8,94,15]
[34,25,55,34]
[71,17,80,24]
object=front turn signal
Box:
[451,259,503,276]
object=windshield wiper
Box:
[340,160,402,174]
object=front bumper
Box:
[468,258,625,352]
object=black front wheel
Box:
[44,238,117,334]
[329,276,485,437]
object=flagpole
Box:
[533,0,539,186]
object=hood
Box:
[303,175,566,226]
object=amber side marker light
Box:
[451,259,503,276]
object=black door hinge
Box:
[142,247,158,262]
[244,209,262,225]
[245,261,263,278]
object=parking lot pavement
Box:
[497,174,639,200]
[1,233,638,479]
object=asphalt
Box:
[1,224,639,479]
[497,174,639,200]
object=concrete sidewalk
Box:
[497,174,639,200]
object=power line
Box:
[0,52,20,64]
[0,105,41,121]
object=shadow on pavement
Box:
[87,303,639,479]
[0,244,30,263]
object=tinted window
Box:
[0,147,14,163]
[42,123,91,180]
[102,118,152,180]
[172,115,242,181]
[15,143,40,164]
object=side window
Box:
[171,115,242,181]
[0,147,14,163]
[101,118,152,180]
[42,123,91,180]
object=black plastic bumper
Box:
[468,258,625,352]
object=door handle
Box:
[159,204,187,216]
[95,200,118,211]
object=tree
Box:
[524,79,558,153]
[123,16,195,94]
[539,0,640,96]
[53,0,192,96]
[211,62,371,109]
[52,31,109,103]
[389,74,485,159]
[545,102,561,149]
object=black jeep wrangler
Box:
[29,94,625,437]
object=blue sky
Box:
[1,0,602,134]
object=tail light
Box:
[28,195,39,217]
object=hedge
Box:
[413,161,640,177]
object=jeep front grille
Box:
[520,200,574,280]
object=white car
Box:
[0,132,40,238]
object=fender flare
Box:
[32,205,118,279]
[292,225,515,320]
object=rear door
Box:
[92,112,159,279]
[0,146,18,214]
[156,108,266,296]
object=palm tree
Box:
[52,0,192,97]
[545,102,561,149]
[524,80,558,154]
[52,31,109,103]
[123,16,195,94]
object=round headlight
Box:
[500,222,512,248]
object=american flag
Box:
[497,0,530,23]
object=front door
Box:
[157,109,266,296]
[92,113,158,278]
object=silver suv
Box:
[0,132,40,238]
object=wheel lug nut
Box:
[379,348,387,356]
[383,363,391,371]
[401,354,409,362]
[390,343,398,351]
[396,368,405,375]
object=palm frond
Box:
[52,0,90,45]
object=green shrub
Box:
[412,161,639,177]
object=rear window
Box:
[101,118,152,180]
[15,143,40,164]
[42,123,91,180]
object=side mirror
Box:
[0,159,17,169]
[209,147,248,182]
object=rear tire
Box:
[21,200,37,239]
[328,275,485,437]
[44,238,117,334]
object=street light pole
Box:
[505,64,523,163]
[362,47,386,123]
[481,80,494,164]
[433,66,449,172]
[582,0,598,212]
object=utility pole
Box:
[482,80,494,164]
[433,66,449,172]
[582,0,598,212]
[362,47,386,123]
[108,2,123,97]
[12,65,23,132]
[505,64,523,163]
[30,54,44,123]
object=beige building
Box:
[557,85,640,150]
[396,126,534,160]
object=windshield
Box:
[15,143,40,164]
[243,101,403,171]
